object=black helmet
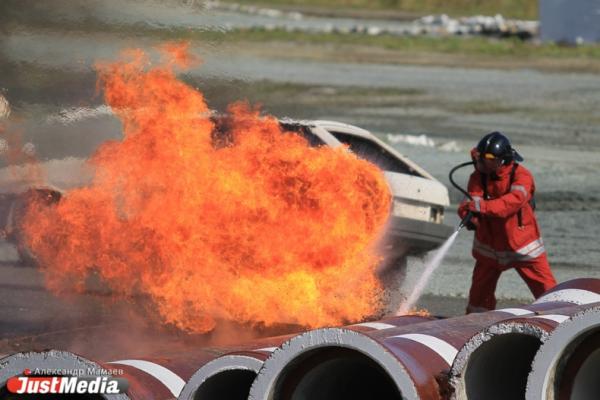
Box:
[476,131,523,164]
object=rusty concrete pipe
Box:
[0,350,129,400]
[0,350,213,400]
[449,304,594,400]
[177,337,291,400]
[178,348,276,400]
[251,328,410,400]
[106,350,220,400]
[180,315,434,400]
[348,314,437,332]
[533,278,600,305]
[0,349,228,399]
[248,307,573,400]
[526,304,600,400]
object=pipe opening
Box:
[193,370,257,400]
[465,333,542,400]
[557,330,600,400]
[273,347,402,400]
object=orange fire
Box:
[22,43,392,333]
[405,309,431,317]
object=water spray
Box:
[396,160,476,315]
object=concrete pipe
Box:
[0,350,129,400]
[449,304,592,400]
[248,308,568,400]
[180,315,435,400]
[526,304,600,400]
[106,349,224,400]
[349,314,437,332]
[178,335,292,400]
[534,278,600,306]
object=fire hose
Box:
[448,161,475,231]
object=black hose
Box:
[449,161,475,230]
[449,161,475,201]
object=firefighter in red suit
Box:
[458,132,556,313]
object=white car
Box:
[278,119,454,271]
[6,118,453,275]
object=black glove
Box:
[465,220,477,231]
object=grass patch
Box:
[30,19,592,62]
[3,60,425,113]
[6,17,600,75]
[175,78,426,112]
[445,100,525,114]
[214,28,600,60]
[7,12,600,63]
[0,61,98,106]
[224,0,538,20]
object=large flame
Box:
[22,43,392,333]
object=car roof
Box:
[280,119,437,182]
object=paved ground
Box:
[0,252,525,357]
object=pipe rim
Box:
[449,321,548,400]
[534,289,600,306]
[0,350,129,400]
[526,305,600,400]
[248,327,419,400]
[178,354,263,400]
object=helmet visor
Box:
[476,151,502,172]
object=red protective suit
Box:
[458,160,556,313]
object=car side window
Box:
[329,131,413,175]
[280,123,326,147]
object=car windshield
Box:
[329,131,417,176]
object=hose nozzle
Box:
[457,211,474,232]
